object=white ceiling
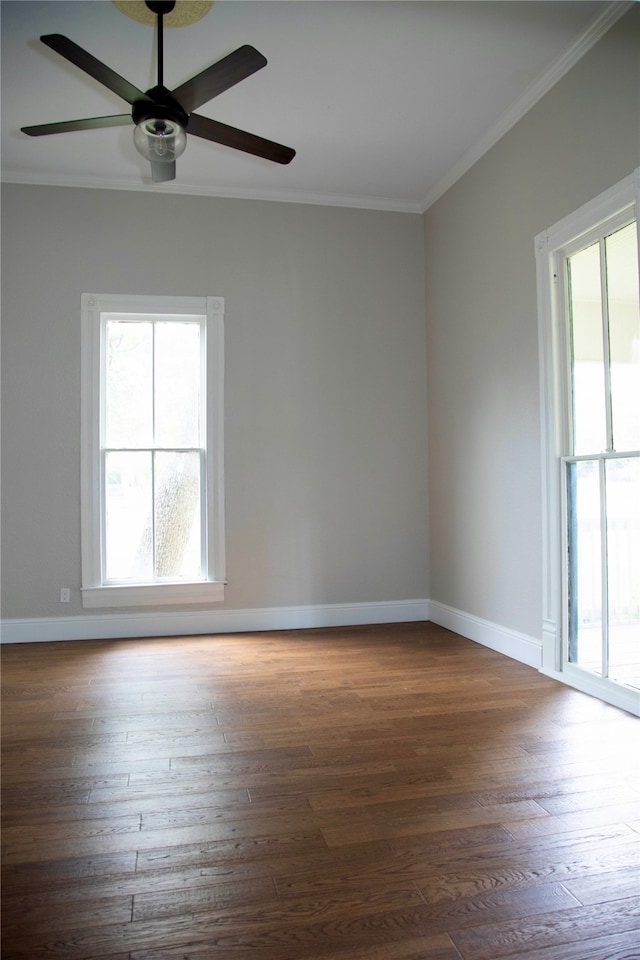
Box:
[0,0,628,212]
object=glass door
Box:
[564,220,640,694]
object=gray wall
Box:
[424,7,639,639]
[3,7,637,644]
[1,190,428,619]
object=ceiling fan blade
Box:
[21,114,133,136]
[40,34,151,105]
[171,45,267,114]
[188,113,295,165]
[150,160,176,183]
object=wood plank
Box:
[131,876,278,921]
[503,801,640,840]
[449,897,640,959]
[562,865,640,906]
[320,799,550,847]
[130,933,463,960]
[478,930,640,960]
[1,851,138,895]
[534,785,640,816]
[413,838,640,903]
[2,892,133,938]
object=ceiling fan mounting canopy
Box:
[113,1,214,29]
[145,1,176,15]
[21,4,295,183]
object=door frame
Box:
[535,168,640,716]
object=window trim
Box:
[80,293,225,608]
[535,169,639,714]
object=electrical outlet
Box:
[60,588,70,603]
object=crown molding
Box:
[1,170,423,215]
[421,0,636,213]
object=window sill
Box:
[81,581,225,609]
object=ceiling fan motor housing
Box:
[132,88,189,129]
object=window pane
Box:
[568,243,606,455]
[105,321,153,447]
[606,223,640,453]
[154,452,202,579]
[606,457,640,689]
[154,322,202,447]
[105,451,152,580]
[567,459,602,675]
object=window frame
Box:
[535,169,639,714]
[80,293,225,608]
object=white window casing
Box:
[535,169,640,715]
[80,293,225,608]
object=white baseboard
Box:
[428,600,542,668]
[0,598,430,644]
[0,601,543,670]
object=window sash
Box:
[100,448,207,585]
[101,312,206,451]
[564,215,639,457]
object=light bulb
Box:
[133,118,187,163]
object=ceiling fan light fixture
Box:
[133,117,186,162]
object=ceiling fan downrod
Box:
[145,1,175,87]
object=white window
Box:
[81,294,225,608]
[536,170,640,715]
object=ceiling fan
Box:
[21,0,296,183]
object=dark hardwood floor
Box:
[2,621,639,959]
